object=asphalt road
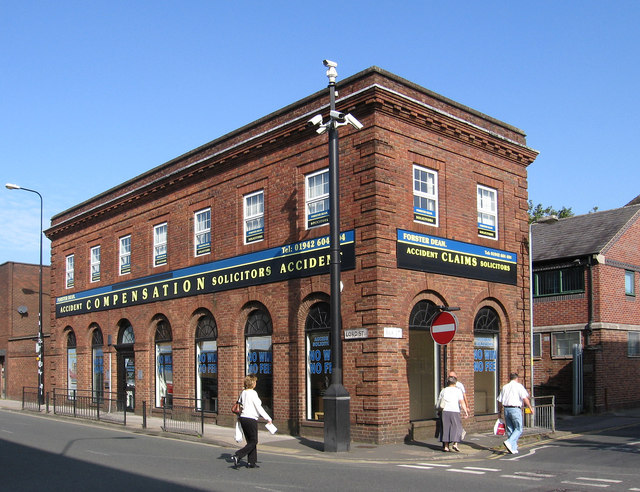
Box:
[1,410,639,491]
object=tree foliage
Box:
[527,200,574,224]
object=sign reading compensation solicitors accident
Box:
[56,230,355,317]
[396,229,517,285]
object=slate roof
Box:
[532,204,640,262]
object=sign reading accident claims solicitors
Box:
[396,229,517,285]
[56,231,355,317]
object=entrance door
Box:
[409,300,440,421]
[117,351,135,411]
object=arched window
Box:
[155,318,173,408]
[67,330,77,399]
[196,314,218,412]
[305,302,330,421]
[91,325,104,403]
[119,322,135,345]
[474,307,500,415]
[245,309,273,416]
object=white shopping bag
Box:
[235,420,244,442]
[265,422,277,434]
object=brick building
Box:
[45,67,538,444]
[532,202,640,413]
[0,262,51,399]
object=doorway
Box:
[409,300,440,420]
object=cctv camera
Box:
[345,113,363,130]
[330,110,345,121]
[323,59,337,68]
[308,114,323,127]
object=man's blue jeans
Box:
[504,407,523,452]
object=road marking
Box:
[502,444,558,461]
[448,469,485,475]
[576,477,622,483]
[1,429,14,434]
[87,450,110,456]
[628,441,640,446]
[515,471,556,478]
[417,463,451,467]
[500,474,543,481]
[398,465,433,470]
[464,467,500,472]
[561,481,610,488]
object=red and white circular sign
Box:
[431,311,458,345]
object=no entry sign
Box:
[431,311,458,345]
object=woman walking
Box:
[232,375,272,468]
[437,376,469,452]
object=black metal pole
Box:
[323,69,350,453]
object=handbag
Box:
[231,394,243,415]
[494,418,506,436]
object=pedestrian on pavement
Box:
[232,375,272,468]
[437,376,469,452]
[449,370,469,441]
[497,372,534,454]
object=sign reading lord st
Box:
[56,231,355,318]
[396,229,517,285]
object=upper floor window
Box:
[533,332,542,359]
[90,245,101,283]
[154,223,168,266]
[629,332,640,357]
[194,208,211,257]
[551,331,581,358]
[413,165,438,226]
[534,266,584,297]
[244,190,264,244]
[65,254,74,289]
[119,235,131,275]
[625,270,635,296]
[306,169,329,229]
[477,185,498,239]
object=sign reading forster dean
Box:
[397,229,517,285]
[56,230,355,318]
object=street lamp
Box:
[6,183,45,405]
[308,60,363,452]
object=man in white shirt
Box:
[497,372,534,454]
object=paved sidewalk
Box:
[3,398,637,463]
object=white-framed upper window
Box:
[90,245,101,283]
[194,208,211,257]
[551,331,581,358]
[244,190,264,244]
[413,165,438,226]
[533,332,542,359]
[119,235,131,275]
[625,270,635,296]
[629,332,640,357]
[477,185,498,240]
[65,254,75,289]
[153,222,168,267]
[306,169,329,229]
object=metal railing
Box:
[161,397,205,436]
[526,395,555,432]
[52,388,128,426]
[21,387,41,412]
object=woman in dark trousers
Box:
[232,375,272,468]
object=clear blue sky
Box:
[2,1,638,265]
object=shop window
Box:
[625,270,635,296]
[629,332,640,357]
[66,254,75,289]
[551,331,581,358]
[474,307,500,415]
[534,267,584,297]
[245,309,273,416]
[155,319,173,408]
[413,165,438,226]
[477,185,498,239]
[91,326,104,403]
[119,235,131,275]
[153,222,168,267]
[244,190,264,244]
[194,208,211,256]
[117,321,135,411]
[306,169,329,229]
[90,245,101,283]
[533,333,542,359]
[305,302,331,421]
[67,330,77,399]
[196,314,218,412]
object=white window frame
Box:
[477,185,498,240]
[153,222,168,267]
[244,190,264,244]
[625,270,635,296]
[65,254,75,289]
[551,331,581,358]
[629,332,640,357]
[194,208,211,257]
[119,235,131,276]
[305,169,329,229]
[90,245,101,283]
[413,165,438,226]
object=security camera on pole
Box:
[308,60,363,452]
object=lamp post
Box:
[308,61,363,452]
[6,183,45,405]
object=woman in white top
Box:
[437,376,469,452]
[233,375,272,468]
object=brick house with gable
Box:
[45,67,538,444]
[532,201,640,413]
